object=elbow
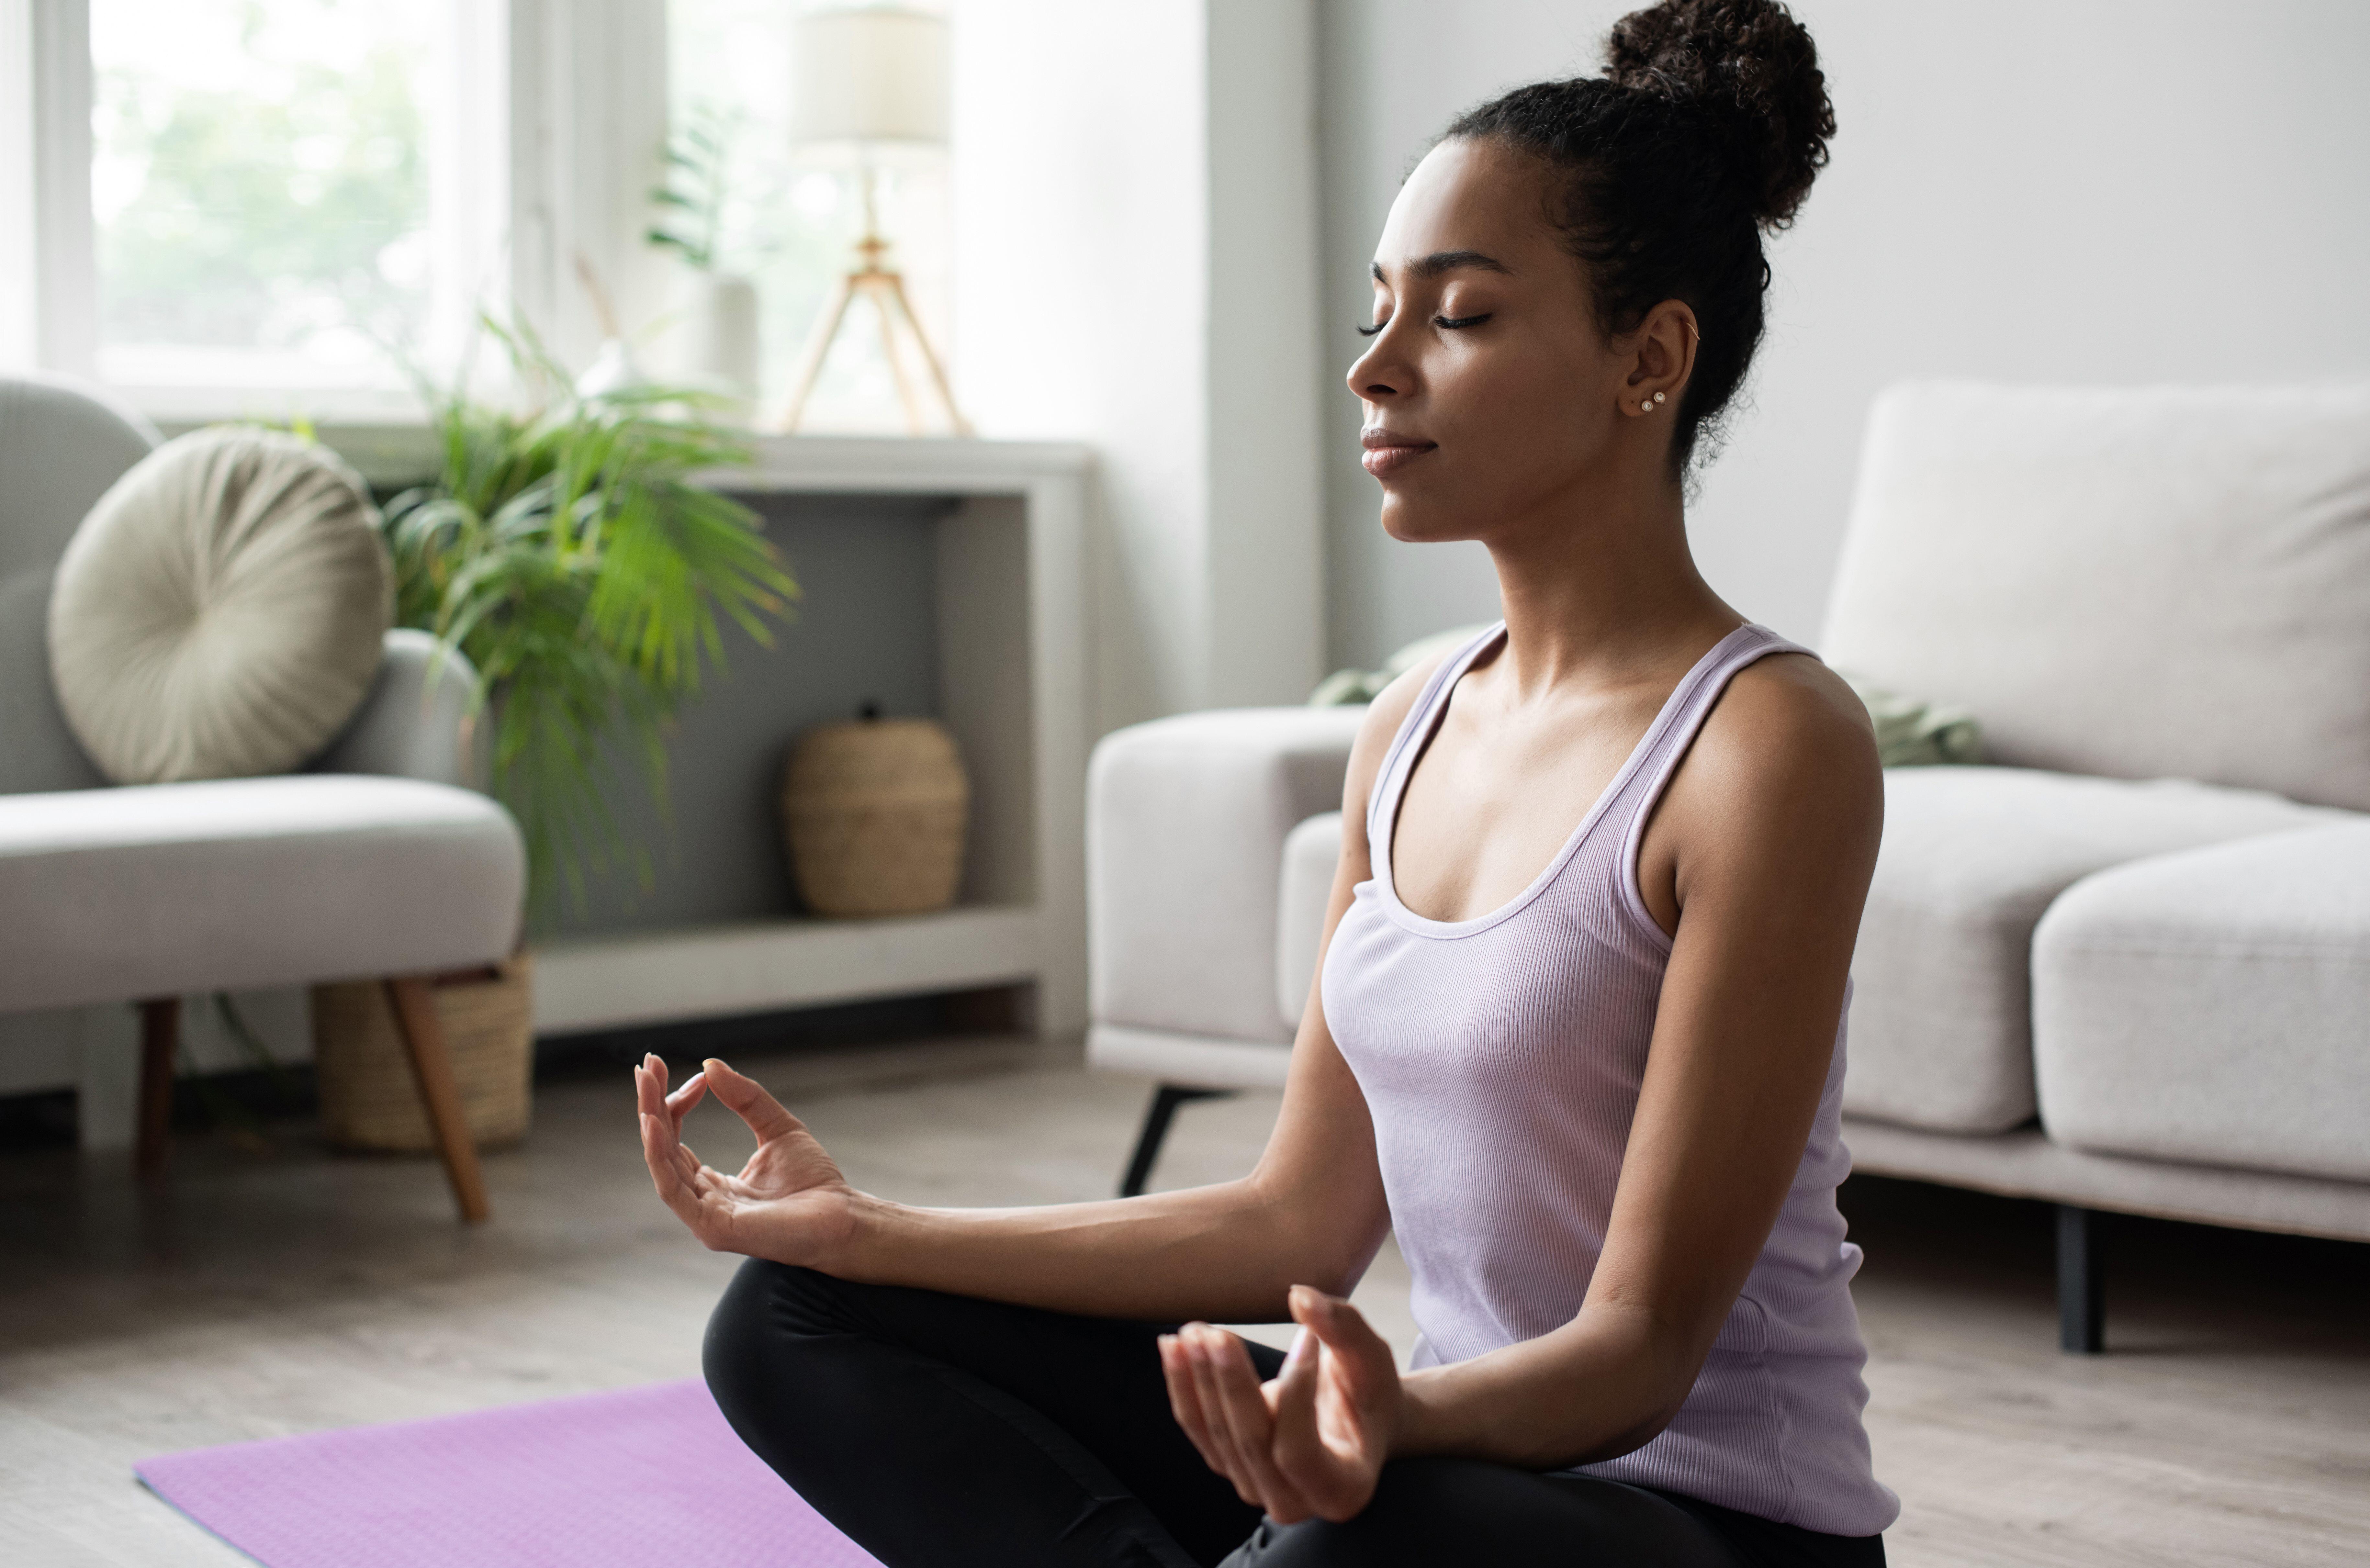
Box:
[1527,1315,1706,1469]
[1564,1395,1688,1467]
[1269,1227,1374,1302]
[1241,1172,1388,1303]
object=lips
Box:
[1360,427,1436,478]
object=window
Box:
[87,0,500,407]
[0,0,953,431]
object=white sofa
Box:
[1086,381,2370,1350]
[0,375,525,1222]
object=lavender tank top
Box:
[1323,622,1896,1537]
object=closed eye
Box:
[1356,312,1491,337]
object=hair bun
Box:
[1604,0,1834,229]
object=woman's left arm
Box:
[1162,657,1882,1521]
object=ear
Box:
[1618,302,1699,421]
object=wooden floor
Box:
[2,1035,2365,1566]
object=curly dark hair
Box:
[1443,0,1835,474]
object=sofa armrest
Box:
[310,629,487,789]
[1088,706,1365,1047]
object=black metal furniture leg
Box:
[2057,1204,2104,1354]
[1119,1084,1233,1198]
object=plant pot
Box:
[678,272,761,402]
[781,715,968,918]
[312,957,534,1153]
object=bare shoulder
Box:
[1677,652,1882,845]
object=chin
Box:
[1378,492,1478,545]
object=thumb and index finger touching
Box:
[698,1057,804,1143]
[635,1053,801,1144]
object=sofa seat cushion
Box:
[0,775,523,1014]
[2034,820,2370,1183]
[1845,766,2346,1134]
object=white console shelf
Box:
[531,435,1093,1039]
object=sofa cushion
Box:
[2033,820,2370,1183]
[1275,810,1342,1028]
[1822,381,2370,811]
[48,427,393,784]
[1846,766,2346,1134]
[0,775,523,1014]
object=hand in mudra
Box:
[1160,1285,1403,1525]
[634,1053,857,1265]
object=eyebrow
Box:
[1372,250,1514,282]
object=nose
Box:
[1346,333,1405,406]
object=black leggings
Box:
[702,1260,1886,1568]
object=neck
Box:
[1482,463,1737,700]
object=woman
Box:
[637,2,1893,1562]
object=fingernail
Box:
[1285,1325,1311,1365]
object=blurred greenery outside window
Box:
[663,0,952,433]
[89,0,496,404]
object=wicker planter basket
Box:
[781,714,969,918]
[312,957,534,1153]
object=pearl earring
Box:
[1653,392,1665,405]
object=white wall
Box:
[952,0,1323,731]
[1318,0,2370,667]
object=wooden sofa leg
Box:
[385,977,491,1225]
[1119,1084,1233,1199]
[2057,1204,2104,1354]
[135,998,179,1183]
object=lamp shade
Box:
[789,6,949,156]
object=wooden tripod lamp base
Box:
[771,226,969,438]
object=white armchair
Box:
[0,375,524,1222]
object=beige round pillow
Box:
[47,427,393,783]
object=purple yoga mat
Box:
[137,1378,882,1568]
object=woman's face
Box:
[1348,137,1638,544]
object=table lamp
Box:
[774,5,967,435]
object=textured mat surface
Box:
[137,1378,882,1567]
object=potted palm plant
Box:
[311,320,795,1154]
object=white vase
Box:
[679,273,761,403]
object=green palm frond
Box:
[383,316,799,925]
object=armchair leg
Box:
[135,998,179,1183]
[385,977,491,1225]
[1119,1084,1233,1198]
[2057,1204,2104,1354]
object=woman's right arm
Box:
[635,666,1435,1326]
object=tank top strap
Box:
[1365,622,1508,843]
[1607,623,1820,946]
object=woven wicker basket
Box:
[781,715,969,918]
[312,956,534,1153]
